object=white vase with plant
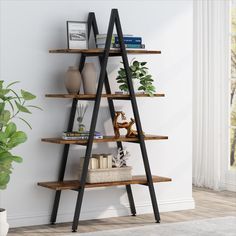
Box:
[0,80,41,236]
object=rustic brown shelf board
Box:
[49,48,161,55]
[38,175,172,190]
[45,93,165,99]
[41,135,168,145]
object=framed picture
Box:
[67,21,88,49]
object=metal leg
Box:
[126,185,136,216]
[50,55,86,225]
[113,9,161,223]
[71,13,116,232]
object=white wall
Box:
[0,0,193,227]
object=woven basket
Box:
[78,166,132,183]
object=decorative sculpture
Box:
[112,147,130,167]
[113,111,140,138]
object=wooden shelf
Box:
[49,48,161,55]
[41,135,168,145]
[45,93,165,100]
[38,175,172,190]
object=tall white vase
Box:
[0,209,9,236]
[82,63,97,94]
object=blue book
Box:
[115,36,142,44]
[113,44,145,49]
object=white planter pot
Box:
[0,209,9,236]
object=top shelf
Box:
[49,48,161,55]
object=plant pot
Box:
[82,63,97,94]
[78,166,132,183]
[65,66,82,94]
[0,209,9,236]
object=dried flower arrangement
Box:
[112,147,130,168]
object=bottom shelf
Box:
[38,175,172,191]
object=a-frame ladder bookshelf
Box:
[38,9,171,232]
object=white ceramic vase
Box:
[82,63,97,94]
[0,209,9,236]
[65,66,82,94]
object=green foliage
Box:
[0,80,40,189]
[116,59,156,96]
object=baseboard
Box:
[220,181,236,192]
[8,197,195,228]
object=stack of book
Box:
[79,154,113,170]
[62,131,103,140]
[96,34,145,49]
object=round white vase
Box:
[82,63,97,94]
[65,66,82,94]
[0,209,9,236]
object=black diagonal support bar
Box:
[87,11,136,217]
[71,11,117,232]
[113,9,161,223]
[50,54,86,225]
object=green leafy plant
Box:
[0,80,41,189]
[116,59,156,96]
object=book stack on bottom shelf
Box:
[78,154,132,183]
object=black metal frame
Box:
[50,9,160,232]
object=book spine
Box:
[96,34,133,39]
[63,131,102,137]
[115,37,142,44]
[113,44,145,49]
[96,37,115,45]
[62,135,103,140]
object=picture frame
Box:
[67,21,88,49]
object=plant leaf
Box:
[0,131,7,143]
[140,62,147,66]
[0,81,3,89]
[5,122,17,138]
[17,117,32,129]
[21,90,36,100]
[26,105,43,111]
[6,81,20,88]
[6,100,14,113]
[10,89,21,103]
[0,110,11,125]
[11,155,23,163]
[7,131,27,148]
[133,61,139,67]
[0,173,10,189]
[0,89,10,97]
[0,102,5,114]
[15,101,31,113]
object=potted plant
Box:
[0,80,41,236]
[116,59,156,96]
